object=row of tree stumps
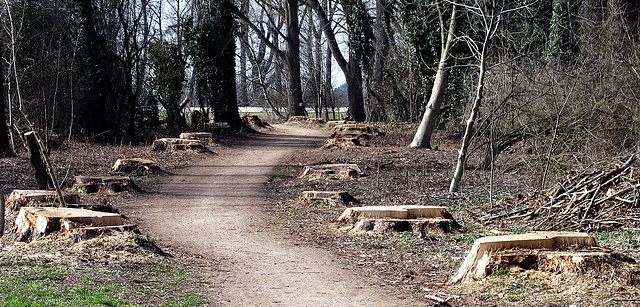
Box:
[292,121,634,293]
[8,130,217,243]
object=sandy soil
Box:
[126,124,419,306]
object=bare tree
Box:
[409,2,458,149]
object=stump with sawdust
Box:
[447,232,633,284]
[111,158,160,175]
[15,207,124,241]
[333,124,383,136]
[179,132,215,145]
[151,138,212,153]
[323,131,371,148]
[299,190,357,206]
[334,205,459,236]
[6,190,80,211]
[287,116,309,123]
[73,176,141,194]
[299,164,363,180]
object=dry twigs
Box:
[482,155,640,231]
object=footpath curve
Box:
[128,124,416,306]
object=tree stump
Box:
[111,158,160,174]
[15,207,123,241]
[335,205,460,236]
[299,190,357,205]
[242,115,271,130]
[299,164,363,180]
[323,131,372,148]
[333,124,383,136]
[448,232,605,284]
[73,176,140,194]
[326,120,357,129]
[179,132,215,145]
[287,116,309,123]
[6,189,80,211]
[151,138,211,153]
[306,118,325,125]
[204,122,230,136]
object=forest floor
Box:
[0,122,639,306]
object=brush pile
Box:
[481,155,640,231]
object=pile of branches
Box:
[481,155,640,231]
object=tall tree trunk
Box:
[0,40,12,157]
[450,34,487,193]
[286,0,305,117]
[346,57,365,121]
[238,0,250,106]
[410,4,457,149]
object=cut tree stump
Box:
[111,158,160,174]
[204,122,230,135]
[333,124,383,136]
[334,205,459,236]
[6,189,80,211]
[73,176,140,194]
[448,232,604,284]
[242,115,271,130]
[179,132,214,145]
[151,138,211,153]
[299,190,357,205]
[15,207,123,241]
[323,131,372,148]
[326,120,357,129]
[299,164,363,180]
[287,116,309,123]
[306,118,325,125]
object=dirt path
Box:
[128,125,415,306]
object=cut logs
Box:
[335,205,459,236]
[15,207,123,241]
[299,164,363,180]
[179,132,215,145]
[73,176,140,194]
[111,158,160,174]
[447,232,612,284]
[151,138,211,153]
[299,190,357,206]
[6,189,80,211]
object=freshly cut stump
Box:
[151,138,211,152]
[300,190,357,205]
[179,132,214,144]
[333,124,383,136]
[299,164,363,180]
[15,207,123,241]
[448,232,606,284]
[6,190,80,210]
[335,205,459,236]
[306,118,325,125]
[74,176,140,194]
[323,136,366,148]
[287,116,309,123]
[111,158,159,174]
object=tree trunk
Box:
[25,132,52,190]
[0,39,11,157]
[346,58,365,122]
[450,42,486,193]
[286,0,305,117]
[410,4,458,149]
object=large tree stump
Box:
[111,158,160,174]
[299,164,363,180]
[448,232,602,284]
[73,176,140,194]
[335,205,460,236]
[15,207,123,241]
[333,124,383,136]
[179,132,214,145]
[242,115,271,130]
[287,116,309,123]
[326,120,357,129]
[306,118,325,125]
[299,190,357,206]
[6,189,80,211]
[323,131,372,148]
[24,131,52,189]
[151,138,211,153]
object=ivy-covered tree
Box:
[188,0,242,127]
[148,40,186,129]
